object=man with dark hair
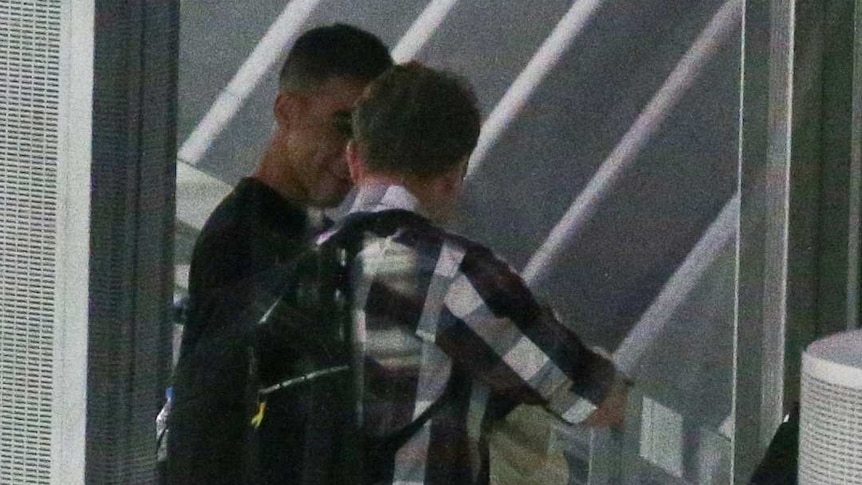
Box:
[168,24,392,484]
[325,62,629,484]
[181,24,392,354]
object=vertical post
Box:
[733,0,794,481]
[735,0,862,481]
[846,0,862,330]
[53,0,95,483]
[86,0,179,481]
[814,0,862,337]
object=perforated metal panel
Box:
[0,1,62,484]
[799,330,862,484]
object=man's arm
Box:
[168,304,257,484]
[435,243,629,426]
[187,228,256,296]
[181,229,253,358]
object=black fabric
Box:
[362,376,454,485]
[168,209,439,485]
[749,403,799,485]
[167,284,267,484]
[170,177,308,485]
[253,233,357,485]
[255,209,442,485]
[182,177,310,356]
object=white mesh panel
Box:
[800,331,862,485]
[799,374,862,484]
[0,1,62,484]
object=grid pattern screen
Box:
[0,1,62,484]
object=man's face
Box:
[283,77,367,208]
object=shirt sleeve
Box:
[433,243,618,424]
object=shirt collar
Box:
[315,184,422,245]
[349,183,421,215]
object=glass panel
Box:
[175,2,746,483]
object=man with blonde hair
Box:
[319,62,629,484]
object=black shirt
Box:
[170,177,316,485]
[182,177,310,356]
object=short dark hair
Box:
[279,24,392,92]
[352,62,481,178]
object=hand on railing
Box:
[583,371,631,429]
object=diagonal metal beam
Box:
[174,0,322,237]
[466,0,605,179]
[391,0,461,63]
[175,162,233,231]
[177,0,323,167]
[179,0,461,168]
[521,0,743,286]
[612,193,739,376]
[176,0,462,233]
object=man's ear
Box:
[346,140,363,183]
[273,91,303,128]
[440,159,468,197]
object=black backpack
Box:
[248,212,362,485]
[169,210,451,485]
[248,209,451,484]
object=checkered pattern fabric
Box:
[318,184,618,485]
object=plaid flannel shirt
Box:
[321,184,617,485]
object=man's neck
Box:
[355,175,443,221]
[252,145,307,207]
[356,172,407,190]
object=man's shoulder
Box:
[413,222,495,260]
[188,180,307,291]
[325,209,504,269]
[437,227,487,252]
[419,225,525,288]
[393,215,507,272]
[193,196,250,255]
[197,179,305,244]
[197,182,249,234]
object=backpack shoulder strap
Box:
[369,377,453,457]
